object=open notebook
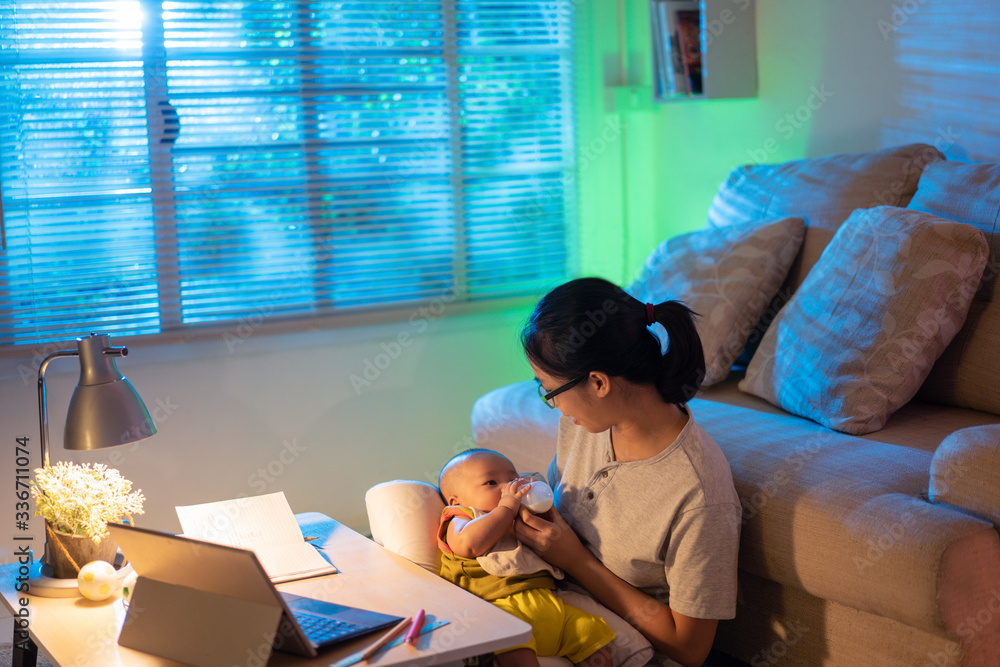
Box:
[175,491,336,582]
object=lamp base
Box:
[28,552,132,598]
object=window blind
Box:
[0,0,576,347]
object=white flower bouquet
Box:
[31,462,145,544]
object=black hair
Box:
[520,277,705,405]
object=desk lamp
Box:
[33,333,157,596]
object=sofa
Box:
[468,144,1000,666]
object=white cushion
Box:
[740,206,989,434]
[365,480,444,573]
[627,217,805,386]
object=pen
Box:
[360,616,412,661]
[404,608,425,645]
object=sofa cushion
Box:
[707,143,945,297]
[740,206,989,435]
[626,217,805,386]
[690,398,1000,645]
[907,160,1000,416]
[930,424,1000,527]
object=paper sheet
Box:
[176,491,337,582]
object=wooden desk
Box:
[0,513,531,666]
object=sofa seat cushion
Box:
[698,374,1000,453]
[690,397,1000,638]
[907,160,1000,416]
[739,206,989,435]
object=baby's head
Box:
[439,448,519,512]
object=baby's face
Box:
[447,452,519,512]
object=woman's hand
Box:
[514,505,592,572]
[517,504,717,666]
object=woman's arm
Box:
[515,508,717,667]
[445,479,528,558]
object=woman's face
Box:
[530,361,612,433]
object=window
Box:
[0,1,577,347]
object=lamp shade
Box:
[63,334,156,450]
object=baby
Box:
[437,448,614,667]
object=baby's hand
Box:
[498,478,529,512]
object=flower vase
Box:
[44,522,118,579]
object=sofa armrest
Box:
[471,380,560,476]
[929,424,1000,528]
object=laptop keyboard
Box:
[295,611,365,644]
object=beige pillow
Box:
[907,160,1000,416]
[627,217,805,386]
[707,143,944,295]
[740,206,988,435]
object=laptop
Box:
[108,522,403,667]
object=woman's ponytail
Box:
[649,301,705,405]
[522,278,705,407]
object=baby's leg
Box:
[496,647,541,667]
[575,645,612,667]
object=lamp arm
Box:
[37,349,79,470]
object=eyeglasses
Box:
[536,374,588,409]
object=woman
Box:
[514,277,741,667]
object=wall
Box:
[605,0,1000,270]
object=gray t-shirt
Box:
[548,409,741,625]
